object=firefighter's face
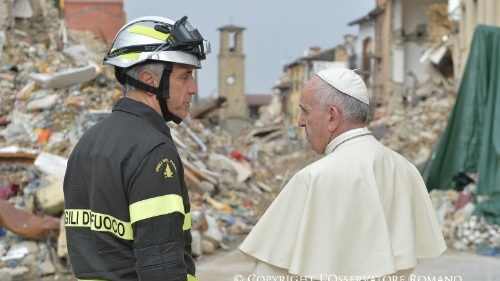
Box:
[166,63,198,120]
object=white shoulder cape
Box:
[240,128,446,279]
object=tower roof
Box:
[218,24,246,31]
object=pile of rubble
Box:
[369,93,455,165]
[0,1,117,156]
[0,1,117,279]
[369,81,500,256]
[429,183,500,256]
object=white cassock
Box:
[240,127,446,280]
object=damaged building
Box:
[349,0,451,110]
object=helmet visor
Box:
[164,16,210,60]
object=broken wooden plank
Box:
[182,158,218,185]
[29,64,97,89]
[0,199,60,241]
[192,97,227,119]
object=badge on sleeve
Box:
[155,158,177,179]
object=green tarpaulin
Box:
[424,25,500,224]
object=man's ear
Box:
[327,105,341,132]
[138,70,157,87]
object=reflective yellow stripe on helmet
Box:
[117,52,141,60]
[183,212,192,230]
[129,194,185,224]
[64,209,133,240]
[127,25,170,41]
[188,274,198,281]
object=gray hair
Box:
[124,62,165,94]
[314,77,370,123]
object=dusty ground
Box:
[196,245,500,281]
[38,244,500,280]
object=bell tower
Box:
[218,24,248,119]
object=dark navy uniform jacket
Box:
[64,97,195,281]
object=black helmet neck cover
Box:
[116,62,183,124]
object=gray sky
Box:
[123,0,375,98]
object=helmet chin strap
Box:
[156,63,182,124]
[116,62,183,124]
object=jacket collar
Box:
[112,97,172,138]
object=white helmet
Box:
[104,16,210,124]
[103,15,210,69]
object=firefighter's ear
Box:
[139,69,158,88]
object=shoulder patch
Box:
[155,158,177,179]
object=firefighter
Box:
[63,15,210,281]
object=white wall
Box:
[392,0,447,87]
[393,0,403,31]
[392,48,405,83]
[392,0,404,84]
[404,42,429,86]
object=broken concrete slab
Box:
[199,181,215,194]
[12,0,33,19]
[208,153,252,183]
[1,245,29,262]
[26,93,59,111]
[63,44,101,64]
[29,64,98,89]
[33,152,67,180]
[37,259,56,276]
[35,176,63,215]
[0,266,29,281]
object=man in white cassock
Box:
[239,67,446,281]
